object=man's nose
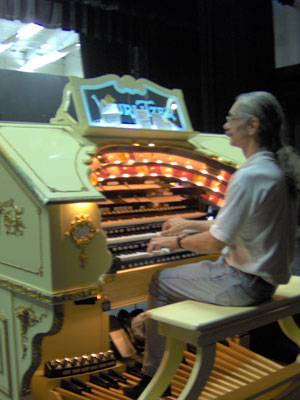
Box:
[223,121,229,131]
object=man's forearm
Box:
[182,219,214,233]
[177,230,225,254]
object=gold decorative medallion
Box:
[15,306,47,359]
[65,214,99,267]
[0,199,25,235]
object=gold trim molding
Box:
[0,199,25,235]
[21,304,64,396]
[0,312,12,396]
[0,277,103,305]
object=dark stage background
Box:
[0,0,299,150]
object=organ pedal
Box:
[47,339,300,399]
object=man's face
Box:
[223,101,251,150]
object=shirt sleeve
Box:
[210,176,252,244]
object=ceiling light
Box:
[19,50,67,72]
[18,41,80,72]
[0,42,13,54]
[16,59,25,66]
[15,23,44,40]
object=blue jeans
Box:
[142,256,277,377]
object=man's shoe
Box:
[123,374,171,399]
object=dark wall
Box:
[274,65,300,150]
[0,69,68,123]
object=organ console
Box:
[0,74,246,400]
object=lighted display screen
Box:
[80,79,187,131]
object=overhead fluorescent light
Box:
[19,50,68,72]
[0,42,13,54]
[15,23,44,40]
[19,42,80,72]
[0,22,44,56]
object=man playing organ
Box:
[124,91,300,399]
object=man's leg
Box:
[124,257,275,398]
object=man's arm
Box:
[147,230,226,254]
[177,231,226,254]
[161,217,214,236]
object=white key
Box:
[116,252,149,261]
[107,232,159,244]
[116,248,171,262]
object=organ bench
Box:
[140,275,300,400]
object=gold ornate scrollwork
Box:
[0,199,25,235]
[15,306,46,359]
[21,304,64,396]
[65,214,99,267]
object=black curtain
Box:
[0,0,120,32]
[196,0,275,132]
[0,0,64,28]
[80,0,275,133]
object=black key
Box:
[70,378,91,393]
[61,379,82,395]
[126,366,143,378]
[98,371,119,388]
[108,369,128,384]
[90,374,110,389]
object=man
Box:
[124,91,299,399]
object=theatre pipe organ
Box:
[0,74,245,400]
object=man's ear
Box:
[248,117,259,137]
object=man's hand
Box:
[161,217,188,236]
[147,236,178,253]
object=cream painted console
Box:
[0,122,112,400]
[0,74,246,400]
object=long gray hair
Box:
[236,91,300,196]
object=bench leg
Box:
[138,336,185,400]
[177,343,216,400]
[278,316,300,349]
[138,339,216,400]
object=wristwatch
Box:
[177,233,190,249]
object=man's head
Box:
[228,92,300,196]
[233,91,285,153]
[223,100,260,155]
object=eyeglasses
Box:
[225,115,241,123]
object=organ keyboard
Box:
[0,74,249,400]
[103,215,208,272]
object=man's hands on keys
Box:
[147,235,178,253]
[161,217,188,236]
[147,217,190,253]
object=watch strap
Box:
[177,233,190,248]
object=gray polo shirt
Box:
[210,151,297,285]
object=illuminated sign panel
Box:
[79,78,188,131]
